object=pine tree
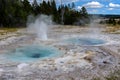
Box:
[80,7,88,18]
[51,0,58,22]
[0,0,90,27]
[0,0,6,26]
[71,2,75,9]
[32,0,40,15]
[32,0,38,8]
[22,0,32,14]
[51,0,57,14]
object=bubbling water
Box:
[64,37,106,46]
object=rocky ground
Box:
[0,25,120,80]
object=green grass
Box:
[0,28,19,35]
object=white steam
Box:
[27,15,52,40]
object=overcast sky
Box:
[29,0,120,14]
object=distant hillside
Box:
[90,14,120,19]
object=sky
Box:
[29,0,120,15]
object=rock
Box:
[0,68,4,76]
[84,51,96,62]
[17,63,29,71]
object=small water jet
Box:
[27,15,52,40]
[5,45,61,62]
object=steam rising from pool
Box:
[64,37,106,46]
[27,15,52,40]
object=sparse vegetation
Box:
[92,69,120,80]
[100,17,120,26]
[103,24,120,34]
[0,28,20,37]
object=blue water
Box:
[5,45,61,62]
[64,37,106,46]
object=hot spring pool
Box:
[4,45,61,62]
[64,37,106,46]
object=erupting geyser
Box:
[37,21,47,40]
[27,15,52,40]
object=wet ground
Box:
[0,25,120,80]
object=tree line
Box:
[0,0,90,27]
[100,18,120,25]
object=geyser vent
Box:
[64,37,106,46]
[5,45,61,62]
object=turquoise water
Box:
[64,37,106,46]
[5,45,61,62]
